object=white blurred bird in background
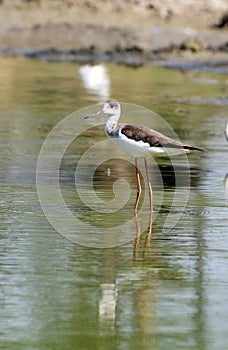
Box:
[78,64,110,102]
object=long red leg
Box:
[134,158,141,215]
[144,158,153,237]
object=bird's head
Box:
[84,99,120,119]
[102,100,120,115]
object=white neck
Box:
[105,110,121,135]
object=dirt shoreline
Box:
[0,1,227,70]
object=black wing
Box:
[120,124,204,151]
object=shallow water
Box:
[0,57,228,350]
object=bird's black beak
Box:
[84,110,103,119]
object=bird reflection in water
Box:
[99,283,117,335]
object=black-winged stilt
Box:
[84,99,204,237]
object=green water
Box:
[0,57,228,350]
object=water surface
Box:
[0,57,228,350]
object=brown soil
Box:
[0,0,227,67]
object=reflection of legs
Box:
[134,158,141,215]
[134,213,140,257]
[134,158,141,251]
[144,158,153,237]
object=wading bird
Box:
[84,99,204,237]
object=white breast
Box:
[110,131,165,157]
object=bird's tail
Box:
[183,145,205,152]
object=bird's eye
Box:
[110,102,117,109]
[105,100,118,109]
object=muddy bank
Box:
[0,1,227,70]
